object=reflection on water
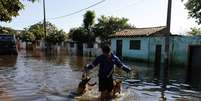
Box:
[0,50,200,101]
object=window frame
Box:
[129,40,141,50]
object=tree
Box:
[188,27,201,35]
[27,21,59,40]
[183,0,201,24]
[20,30,35,42]
[93,16,134,42]
[68,27,88,43]
[83,10,95,30]
[83,10,96,43]
[46,30,67,44]
[28,22,44,40]
[0,0,36,22]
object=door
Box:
[116,40,122,58]
[154,45,162,79]
[187,45,201,88]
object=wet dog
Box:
[76,73,96,95]
[112,79,122,97]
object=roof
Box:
[110,26,168,38]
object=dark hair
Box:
[101,44,110,54]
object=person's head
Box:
[101,44,111,54]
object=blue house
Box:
[110,26,201,67]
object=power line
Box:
[48,0,106,20]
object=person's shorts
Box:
[99,77,113,92]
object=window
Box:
[130,40,141,50]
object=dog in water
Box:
[111,79,122,97]
[76,73,96,95]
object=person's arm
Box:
[84,56,100,70]
[112,54,131,73]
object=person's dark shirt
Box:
[86,53,130,79]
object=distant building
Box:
[110,26,201,67]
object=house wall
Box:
[111,37,150,62]
[148,37,166,64]
[111,36,201,67]
[170,36,201,66]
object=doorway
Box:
[154,45,162,79]
[187,45,201,88]
[116,40,122,58]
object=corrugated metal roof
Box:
[110,26,167,37]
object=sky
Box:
[0,0,201,34]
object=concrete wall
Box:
[67,42,102,57]
[83,43,102,56]
[111,37,149,62]
[170,36,201,66]
[111,36,201,67]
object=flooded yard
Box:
[0,50,200,101]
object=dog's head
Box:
[81,73,91,82]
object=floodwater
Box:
[0,50,200,101]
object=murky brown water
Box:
[0,50,200,101]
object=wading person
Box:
[84,44,131,100]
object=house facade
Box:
[110,26,201,67]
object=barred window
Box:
[130,40,141,50]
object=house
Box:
[110,26,201,67]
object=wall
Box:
[170,36,201,67]
[111,37,150,62]
[67,42,102,57]
[111,36,201,67]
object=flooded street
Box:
[0,50,200,101]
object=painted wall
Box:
[111,37,150,62]
[111,36,201,67]
[170,36,201,66]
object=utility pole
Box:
[163,0,172,89]
[43,0,47,49]
[166,0,172,33]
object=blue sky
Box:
[0,0,201,34]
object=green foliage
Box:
[46,30,67,44]
[93,16,134,42]
[20,30,36,42]
[20,21,67,44]
[26,21,68,43]
[69,27,88,43]
[0,0,37,22]
[188,27,201,35]
[184,0,201,24]
[83,10,96,43]
[28,22,44,40]
[0,26,17,35]
[83,10,95,30]
[68,11,134,43]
